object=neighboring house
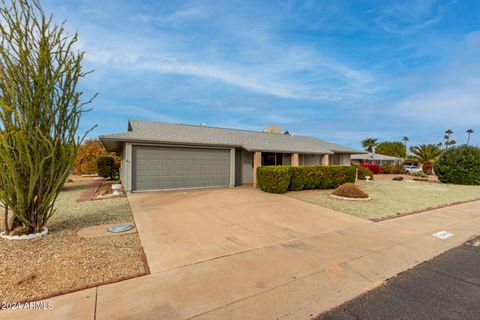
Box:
[99,120,364,192]
[351,152,403,166]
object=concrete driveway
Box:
[127,187,370,273]
[3,188,480,320]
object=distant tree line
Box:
[360,129,476,175]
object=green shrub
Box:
[356,166,374,180]
[289,166,356,190]
[382,164,391,173]
[322,165,357,188]
[256,166,291,194]
[96,156,116,178]
[257,165,356,193]
[434,146,480,185]
[410,171,428,178]
[331,183,369,199]
[383,164,405,174]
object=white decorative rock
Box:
[0,228,48,240]
[329,194,371,201]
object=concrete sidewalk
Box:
[2,200,480,320]
[317,237,480,319]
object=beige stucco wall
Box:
[121,142,132,192]
[339,154,351,166]
[119,142,126,184]
[241,149,253,184]
[282,154,291,166]
[328,154,351,166]
[303,154,321,166]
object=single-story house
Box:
[351,152,403,166]
[99,120,365,192]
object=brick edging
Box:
[372,198,480,222]
[2,246,150,307]
[76,180,103,202]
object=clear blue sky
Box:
[45,0,480,148]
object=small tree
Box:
[466,129,474,145]
[409,144,443,175]
[443,129,456,149]
[376,141,406,158]
[73,139,119,174]
[361,138,378,153]
[402,136,409,155]
[0,0,94,235]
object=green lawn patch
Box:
[288,180,480,220]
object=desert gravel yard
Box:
[0,178,146,303]
[288,180,480,220]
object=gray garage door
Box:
[132,146,231,191]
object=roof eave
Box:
[246,150,334,155]
[99,136,243,149]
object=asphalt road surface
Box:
[316,237,480,320]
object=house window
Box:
[262,152,283,165]
[276,153,283,165]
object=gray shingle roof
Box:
[100,120,364,155]
[351,152,403,161]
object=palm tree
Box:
[402,136,409,156]
[361,138,378,153]
[467,129,474,145]
[409,143,443,175]
[444,129,454,149]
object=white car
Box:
[403,165,423,174]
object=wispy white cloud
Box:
[374,0,454,34]
[42,0,480,147]
[79,39,378,102]
[65,0,380,103]
[391,86,480,126]
[387,29,480,130]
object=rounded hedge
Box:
[434,146,480,185]
[289,165,356,190]
[257,165,356,194]
[256,166,291,194]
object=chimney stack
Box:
[264,126,281,134]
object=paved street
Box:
[317,237,480,320]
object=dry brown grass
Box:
[0,178,146,303]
